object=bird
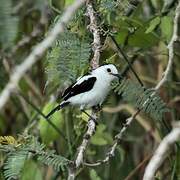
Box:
[46,64,121,119]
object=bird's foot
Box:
[81,109,98,125]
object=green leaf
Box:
[128,27,158,48]
[115,29,129,45]
[116,146,125,165]
[65,0,74,6]
[112,79,169,121]
[89,169,101,180]
[45,32,90,86]
[39,102,64,144]
[21,160,42,180]
[37,150,68,171]
[3,150,28,180]
[160,16,173,42]
[91,136,108,146]
[145,16,161,34]
[91,124,113,146]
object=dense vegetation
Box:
[0,0,179,179]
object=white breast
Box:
[68,74,111,109]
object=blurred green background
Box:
[0,0,179,179]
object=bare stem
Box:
[143,2,180,179]
[67,1,101,179]
[155,1,180,90]
[143,122,180,180]
[86,2,101,69]
[75,112,97,168]
[84,109,141,167]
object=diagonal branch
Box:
[97,1,180,162]
[110,36,144,86]
[155,1,180,90]
[142,2,180,179]
[0,0,86,111]
[17,92,67,141]
[75,113,97,167]
[83,14,180,162]
[84,109,141,167]
[143,122,180,180]
[75,0,179,175]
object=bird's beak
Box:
[111,73,122,79]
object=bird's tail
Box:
[46,101,69,119]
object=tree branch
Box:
[143,122,180,180]
[155,1,180,90]
[74,0,180,176]
[89,2,180,166]
[142,3,180,179]
[17,92,67,141]
[110,36,144,86]
[75,114,97,167]
[0,0,86,111]
[68,2,101,179]
[87,2,101,69]
[84,109,140,167]
[74,1,100,168]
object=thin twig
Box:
[124,154,152,180]
[155,1,180,90]
[110,35,144,86]
[75,112,97,167]
[0,0,86,111]
[143,122,180,180]
[124,0,141,16]
[103,105,161,142]
[84,8,179,164]
[84,109,141,167]
[17,92,67,141]
[143,2,180,179]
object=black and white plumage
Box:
[46,64,120,118]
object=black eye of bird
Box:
[107,68,111,72]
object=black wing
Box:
[62,77,97,101]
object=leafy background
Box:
[0,0,179,179]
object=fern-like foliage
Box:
[46,32,90,86]
[3,150,28,180]
[2,137,69,179]
[112,78,169,121]
[38,150,68,171]
[0,0,18,48]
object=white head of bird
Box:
[92,64,120,82]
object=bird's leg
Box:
[81,109,98,124]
